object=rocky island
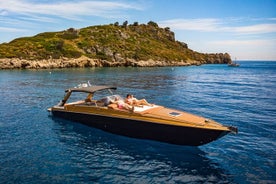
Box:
[0,21,231,69]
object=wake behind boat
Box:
[48,85,237,146]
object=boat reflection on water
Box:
[50,117,235,183]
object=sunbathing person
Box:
[109,97,134,111]
[125,94,153,107]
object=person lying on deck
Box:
[108,97,134,112]
[125,94,153,107]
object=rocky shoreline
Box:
[0,22,232,69]
[0,55,229,69]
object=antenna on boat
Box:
[108,89,114,95]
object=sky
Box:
[0,0,276,60]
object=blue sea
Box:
[0,61,275,183]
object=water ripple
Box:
[1,62,276,183]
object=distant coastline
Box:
[0,56,230,69]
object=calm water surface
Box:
[0,61,275,183]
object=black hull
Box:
[51,110,229,146]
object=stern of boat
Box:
[227,126,238,134]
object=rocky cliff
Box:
[0,21,231,69]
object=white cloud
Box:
[0,0,145,43]
[159,18,221,32]
[159,18,276,35]
[0,26,27,32]
[206,39,276,60]
[230,24,276,34]
[0,10,8,15]
[0,0,143,20]
[211,39,276,46]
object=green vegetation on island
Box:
[0,21,231,69]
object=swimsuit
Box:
[117,101,124,109]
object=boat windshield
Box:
[97,95,123,106]
[66,92,88,104]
